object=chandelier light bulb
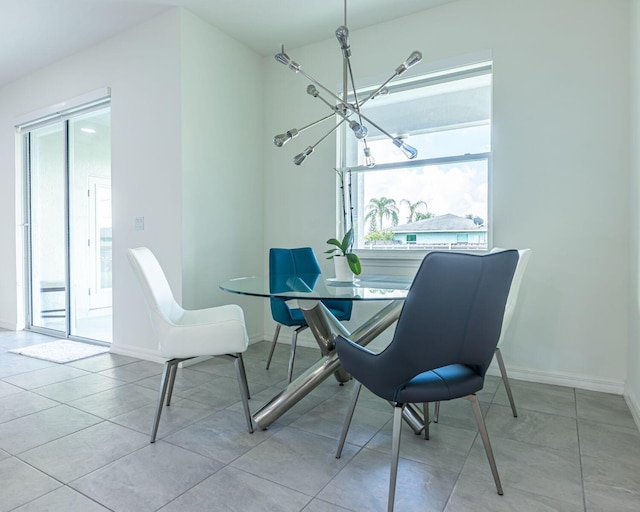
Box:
[395,51,423,76]
[393,139,418,159]
[306,84,319,97]
[349,120,368,139]
[274,128,299,147]
[293,146,314,165]
[275,51,300,73]
[335,26,351,58]
[364,147,375,168]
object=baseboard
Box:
[108,344,166,364]
[0,320,19,331]
[625,388,640,432]
[265,331,627,395]
[486,363,625,395]
[248,333,264,345]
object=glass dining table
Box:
[220,273,425,433]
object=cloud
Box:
[363,160,488,220]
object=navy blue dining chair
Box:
[266,247,353,382]
[335,250,519,512]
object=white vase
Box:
[333,255,354,282]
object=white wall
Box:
[0,11,184,352]
[180,10,264,337]
[628,0,640,425]
[0,8,266,358]
[263,0,632,392]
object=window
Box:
[339,62,492,253]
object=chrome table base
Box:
[252,300,425,433]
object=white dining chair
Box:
[127,247,253,442]
[433,247,531,423]
[490,247,532,417]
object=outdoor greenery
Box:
[364,229,394,242]
[400,199,429,223]
[365,197,438,232]
[465,213,485,226]
[364,196,479,240]
[364,197,399,231]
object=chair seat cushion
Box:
[394,364,484,403]
[326,305,351,322]
[275,301,352,327]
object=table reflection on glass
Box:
[220,273,425,433]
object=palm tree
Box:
[415,211,435,221]
[400,199,428,223]
[365,197,399,230]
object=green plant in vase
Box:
[326,228,362,280]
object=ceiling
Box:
[0,0,458,89]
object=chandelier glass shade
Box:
[273,1,422,167]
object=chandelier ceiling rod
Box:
[273,0,422,167]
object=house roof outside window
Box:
[393,213,486,234]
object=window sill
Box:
[355,248,488,275]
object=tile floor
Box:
[1,329,639,511]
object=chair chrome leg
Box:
[434,401,440,423]
[336,381,362,458]
[495,347,517,417]
[238,353,250,399]
[234,354,254,434]
[467,394,503,495]
[151,359,177,443]
[265,323,281,370]
[287,325,306,383]
[423,403,429,440]
[388,404,404,512]
[165,362,179,406]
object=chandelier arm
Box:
[310,118,347,150]
[359,73,398,108]
[308,86,356,126]
[356,111,418,159]
[295,68,351,110]
[358,52,422,108]
[316,92,346,116]
[345,60,374,157]
[293,118,348,165]
[298,113,335,132]
[346,59,365,128]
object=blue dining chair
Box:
[335,250,519,512]
[266,247,353,382]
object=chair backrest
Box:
[380,251,518,388]
[269,247,321,325]
[270,247,322,276]
[490,247,531,345]
[127,247,183,328]
[269,247,353,325]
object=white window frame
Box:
[337,61,493,266]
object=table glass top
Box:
[220,274,411,301]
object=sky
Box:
[362,160,488,227]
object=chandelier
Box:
[273,0,422,168]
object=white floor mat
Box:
[9,340,109,363]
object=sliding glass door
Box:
[28,123,67,333]
[25,107,112,343]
